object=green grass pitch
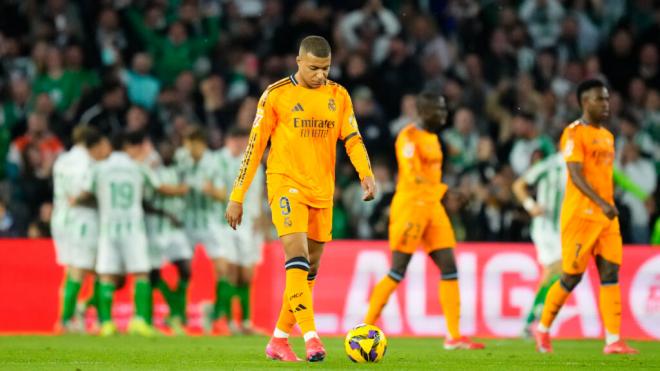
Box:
[0,336,657,370]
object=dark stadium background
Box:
[0,0,658,243]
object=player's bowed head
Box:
[416,90,449,132]
[295,36,332,89]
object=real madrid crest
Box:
[328,98,336,112]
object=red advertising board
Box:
[1,240,659,339]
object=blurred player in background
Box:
[52,127,111,332]
[364,91,484,350]
[217,127,266,334]
[144,139,191,335]
[513,151,564,336]
[534,79,638,354]
[225,36,375,362]
[179,127,230,333]
[75,131,187,337]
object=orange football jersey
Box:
[230,75,373,208]
[559,120,615,225]
[394,123,448,203]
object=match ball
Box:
[344,324,387,363]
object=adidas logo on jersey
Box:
[292,103,304,112]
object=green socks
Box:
[213,278,236,320]
[526,274,561,325]
[98,282,116,324]
[134,279,152,322]
[236,284,251,321]
[174,279,189,322]
[61,275,82,323]
[85,278,101,311]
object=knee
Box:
[599,265,619,285]
[429,249,457,278]
[559,273,583,292]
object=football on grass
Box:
[344,324,387,363]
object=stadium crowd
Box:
[0,0,658,243]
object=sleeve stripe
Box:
[343,132,358,142]
[233,130,258,188]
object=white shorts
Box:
[531,228,562,267]
[186,227,224,259]
[96,233,149,274]
[148,231,192,269]
[221,224,264,266]
[52,220,98,270]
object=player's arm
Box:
[202,181,226,202]
[340,89,375,201]
[226,90,276,229]
[567,162,618,219]
[142,200,183,228]
[512,161,548,217]
[141,166,188,196]
[613,166,649,201]
[563,127,618,219]
[70,165,98,207]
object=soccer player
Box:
[363,91,484,350]
[513,150,651,336]
[534,79,638,354]
[144,139,192,335]
[217,126,266,334]
[179,127,230,331]
[512,152,564,336]
[225,36,376,362]
[75,131,187,337]
[52,127,111,332]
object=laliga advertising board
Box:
[0,240,659,339]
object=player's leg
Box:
[274,238,324,337]
[237,263,255,333]
[124,234,156,336]
[364,251,412,325]
[60,265,84,328]
[170,259,192,324]
[596,221,637,354]
[524,261,561,332]
[535,219,599,352]
[366,195,421,325]
[524,232,562,333]
[95,237,120,336]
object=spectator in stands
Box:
[352,86,389,159]
[339,0,401,64]
[120,52,160,111]
[79,82,126,136]
[619,143,657,244]
[389,94,418,136]
[8,113,63,172]
[508,111,555,175]
[519,0,565,49]
[125,3,220,84]
[0,199,22,238]
[96,7,128,67]
[638,43,660,90]
[442,107,479,175]
[32,46,79,115]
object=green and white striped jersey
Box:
[84,152,160,237]
[178,149,225,231]
[523,153,567,234]
[216,147,264,221]
[145,164,185,235]
[51,145,96,236]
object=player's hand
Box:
[529,204,545,217]
[361,175,377,201]
[225,200,243,230]
[599,202,619,220]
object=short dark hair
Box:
[576,79,607,108]
[513,110,535,123]
[184,126,207,143]
[416,89,444,110]
[72,125,92,144]
[83,128,105,149]
[123,130,146,147]
[299,36,331,58]
[226,126,250,138]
